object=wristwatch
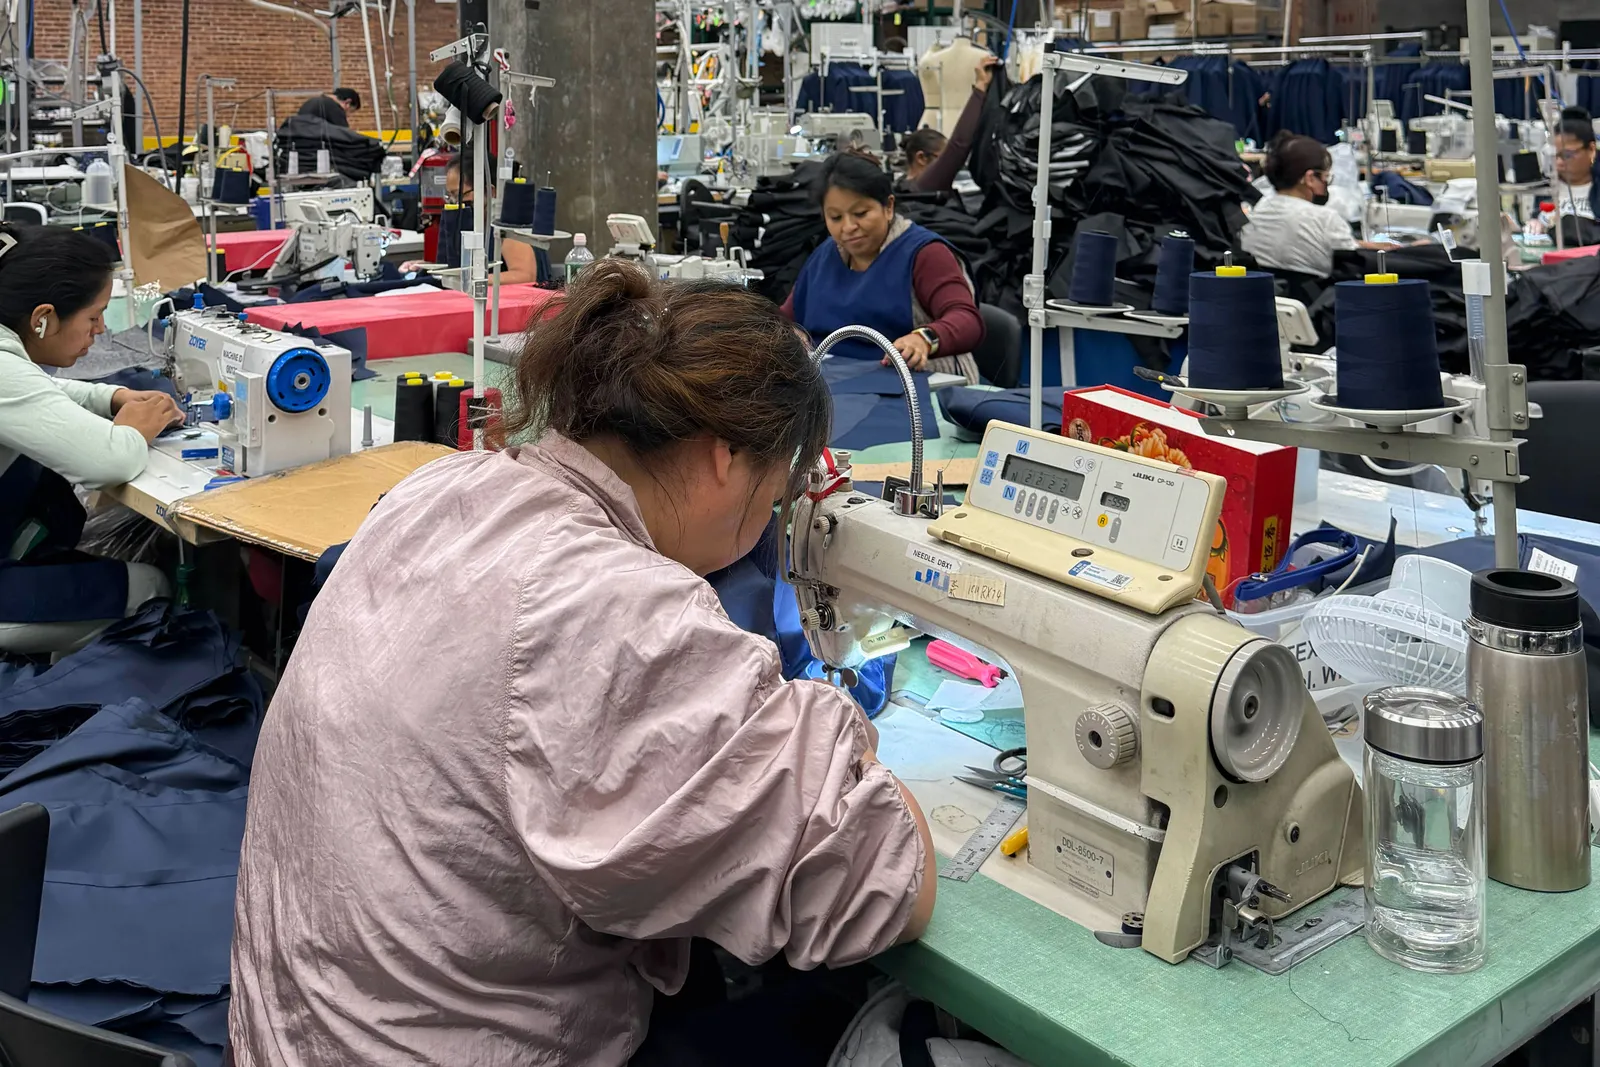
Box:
[914,327,941,355]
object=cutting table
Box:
[246,286,559,361]
[851,421,1600,1067]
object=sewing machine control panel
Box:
[926,422,1224,612]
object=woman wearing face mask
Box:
[229,259,936,1067]
[1241,132,1394,278]
[782,152,984,381]
[0,224,181,655]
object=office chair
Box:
[0,803,198,1067]
[1,204,47,226]
[973,304,1021,388]
[1516,381,1600,526]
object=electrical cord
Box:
[117,67,174,191]
[1361,455,1438,479]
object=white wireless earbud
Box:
[34,317,47,339]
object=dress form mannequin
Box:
[917,37,989,133]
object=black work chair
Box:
[972,303,1022,388]
[0,803,197,1067]
[1517,381,1600,526]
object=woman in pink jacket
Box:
[228,259,936,1066]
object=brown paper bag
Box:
[124,166,206,289]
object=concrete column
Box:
[490,0,656,253]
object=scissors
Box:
[958,747,1027,799]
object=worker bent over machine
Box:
[791,325,1364,966]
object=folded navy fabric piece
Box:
[822,359,940,451]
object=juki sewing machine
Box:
[266,201,390,282]
[166,303,352,477]
[279,186,377,225]
[790,326,1364,966]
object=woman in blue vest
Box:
[782,152,984,381]
[0,224,181,655]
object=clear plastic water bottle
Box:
[84,158,114,207]
[564,233,594,284]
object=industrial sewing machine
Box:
[790,326,1364,967]
[167,304,352,477]
[264,201,390,282]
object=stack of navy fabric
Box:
[0,601,265,1067]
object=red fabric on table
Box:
[210,230,291,272]
[1542,244,1600,265]
[244,285,561,360]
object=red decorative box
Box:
[1061,385,1296,592]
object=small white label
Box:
[949,574,1006,607]
[1068,559,1133,592]
[907,543,962,594]
[1054,833,1114,899]
[1529,548,1579,582]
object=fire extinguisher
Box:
[416,147,453,261]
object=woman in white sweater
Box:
[0,223,183,654]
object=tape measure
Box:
[938,795,1027,882]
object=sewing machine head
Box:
[170,306,352,477]
[789,327,1364,966]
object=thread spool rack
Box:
[1020,2,1527,568]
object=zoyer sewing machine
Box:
[168,306,352,477]
[790,326,1364,966]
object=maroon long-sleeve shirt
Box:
[780,238,984,356]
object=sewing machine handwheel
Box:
[1209,640,1303,783]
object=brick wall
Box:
[28,0,461,144]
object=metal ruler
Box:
[938,794,1027,882]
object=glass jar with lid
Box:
[1363,685,1486,973]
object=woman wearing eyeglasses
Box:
[1241,131,1394,278]
[1530,108,1597,238]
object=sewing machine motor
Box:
[170,306,352,477]
[790,387,1362,965]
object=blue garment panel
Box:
[1376,43,1421,113]
[821,358,940,451]
[1267,59,1347,144]
[706,518,894,716]
[1371,170,1434,206]
[792,222,944,361]
[938,386,1068,436]
[0,602,260,1067]
[1494,73,1544,121]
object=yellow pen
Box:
[1000,826,1029,857]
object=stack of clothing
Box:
[1303,246,1600,383]
[730,162,829,305]
[0,602,266,1067]
[274,115,385,182]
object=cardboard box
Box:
[1146,0,1182,14]
[1089,8,1121,40]
[1121,4,1151,38]
[1060,386,1296,592]
[1228,4,1262,34]
[1197,3,1230,36]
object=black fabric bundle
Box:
[1296,245,1600,383]
[273,115,385,181]
[730,161,830,304]
[433,61,504,122]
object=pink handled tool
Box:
[927,640,1004,688]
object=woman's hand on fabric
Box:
[110,388,183,422]
[113,394,184,443]
[973,55,1000,93]
[889,332,931,371]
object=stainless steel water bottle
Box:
[1469,569,1590,891]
